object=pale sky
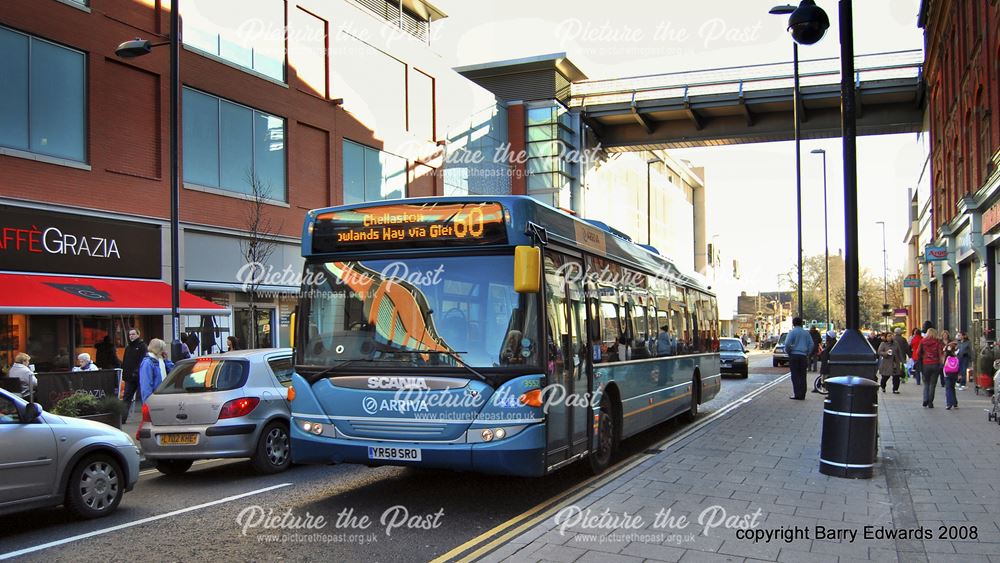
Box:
[430,0,926,293]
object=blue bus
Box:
[289,196,720,476]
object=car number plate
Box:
[368,446,421,462]
[159,433,198,445]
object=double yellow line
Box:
[431,373,790,563]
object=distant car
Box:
[0,388,140,519]
[772,332,789,367]
[138,348,294,475]
[719,338,749,378]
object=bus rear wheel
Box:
[589,395,616,474]
[680,378,699,423]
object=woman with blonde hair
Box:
[139,338,168,403]
[916,328,943,408]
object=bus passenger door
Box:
[543,254,589,470]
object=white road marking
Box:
[0,483,292,560]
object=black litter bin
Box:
[819,376,878,479]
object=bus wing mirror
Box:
[289,311,297,348]
[514,246,541,293]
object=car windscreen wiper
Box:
[386,349,490,384]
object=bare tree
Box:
[239,170,281,349]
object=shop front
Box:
[0,205,227,373]
[183,229,302,352]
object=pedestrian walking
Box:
[227,335,240,351]
[877,332,903,394]
[785,317,812,400]
[910,327,924,385]
[186,332,200,356]
[121,328,148,424]
[139,338,168,404]
[942,336,960,409]
[956,331,972,389]
[940,330,953,388]
[72,353,99,372]
[178,332,192,360]
[816,330,837,392]
[917,327,943,408]
[808,326,821,372]
[893,328,911,381]
[95,335,121,369]
[8,353,37,400]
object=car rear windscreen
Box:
[157,358,250,394]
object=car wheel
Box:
[252,421,291,474]
[589,394,616,475]
[156,459,194,475]
[742,368,749,379]
[65,453,124,519]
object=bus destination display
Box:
[312,202,508,252]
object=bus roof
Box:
[303,195,713,295]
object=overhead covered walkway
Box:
[569,50,924,150]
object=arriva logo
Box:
[367,377,431,390]
[362,396,430,414]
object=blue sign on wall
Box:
[925,245,948,261]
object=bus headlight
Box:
[468,425,525,443]
[300,421,325,436]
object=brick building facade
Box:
[913,0,1000,338]
[0,0,504,368]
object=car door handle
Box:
[176,413,188,420]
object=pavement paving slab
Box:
[492,374,1000,562]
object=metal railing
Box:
[569,50,923,108]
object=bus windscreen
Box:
[311,202,507,252]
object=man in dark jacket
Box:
[121,327,148,423]
[95,335,121,370]
[893,328,911,378]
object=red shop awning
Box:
[0,273,230,316]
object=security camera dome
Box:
[787,0,830,45]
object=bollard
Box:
[819,376,878,479]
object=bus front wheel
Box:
[589,395,616,474]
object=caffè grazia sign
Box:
[0,205,161,279]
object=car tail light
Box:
[137,403,151,440]
[219,397,260,419]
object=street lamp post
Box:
[116,1,183,361]
[811,148,830,330]
[769,4,804,320]
[876,221,889,330]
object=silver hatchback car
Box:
[138,348,294,475]
[0,388,140,519]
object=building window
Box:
[524,103,576,206]
[981,111,993,179]
[332,33,406,132]
[289,7,328,98]
[351,0,432,43]
[408,68,434,140]
[181,0,285,82]
[342,139,407,204]
[182,88,286,201]
[0,26,86,162]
